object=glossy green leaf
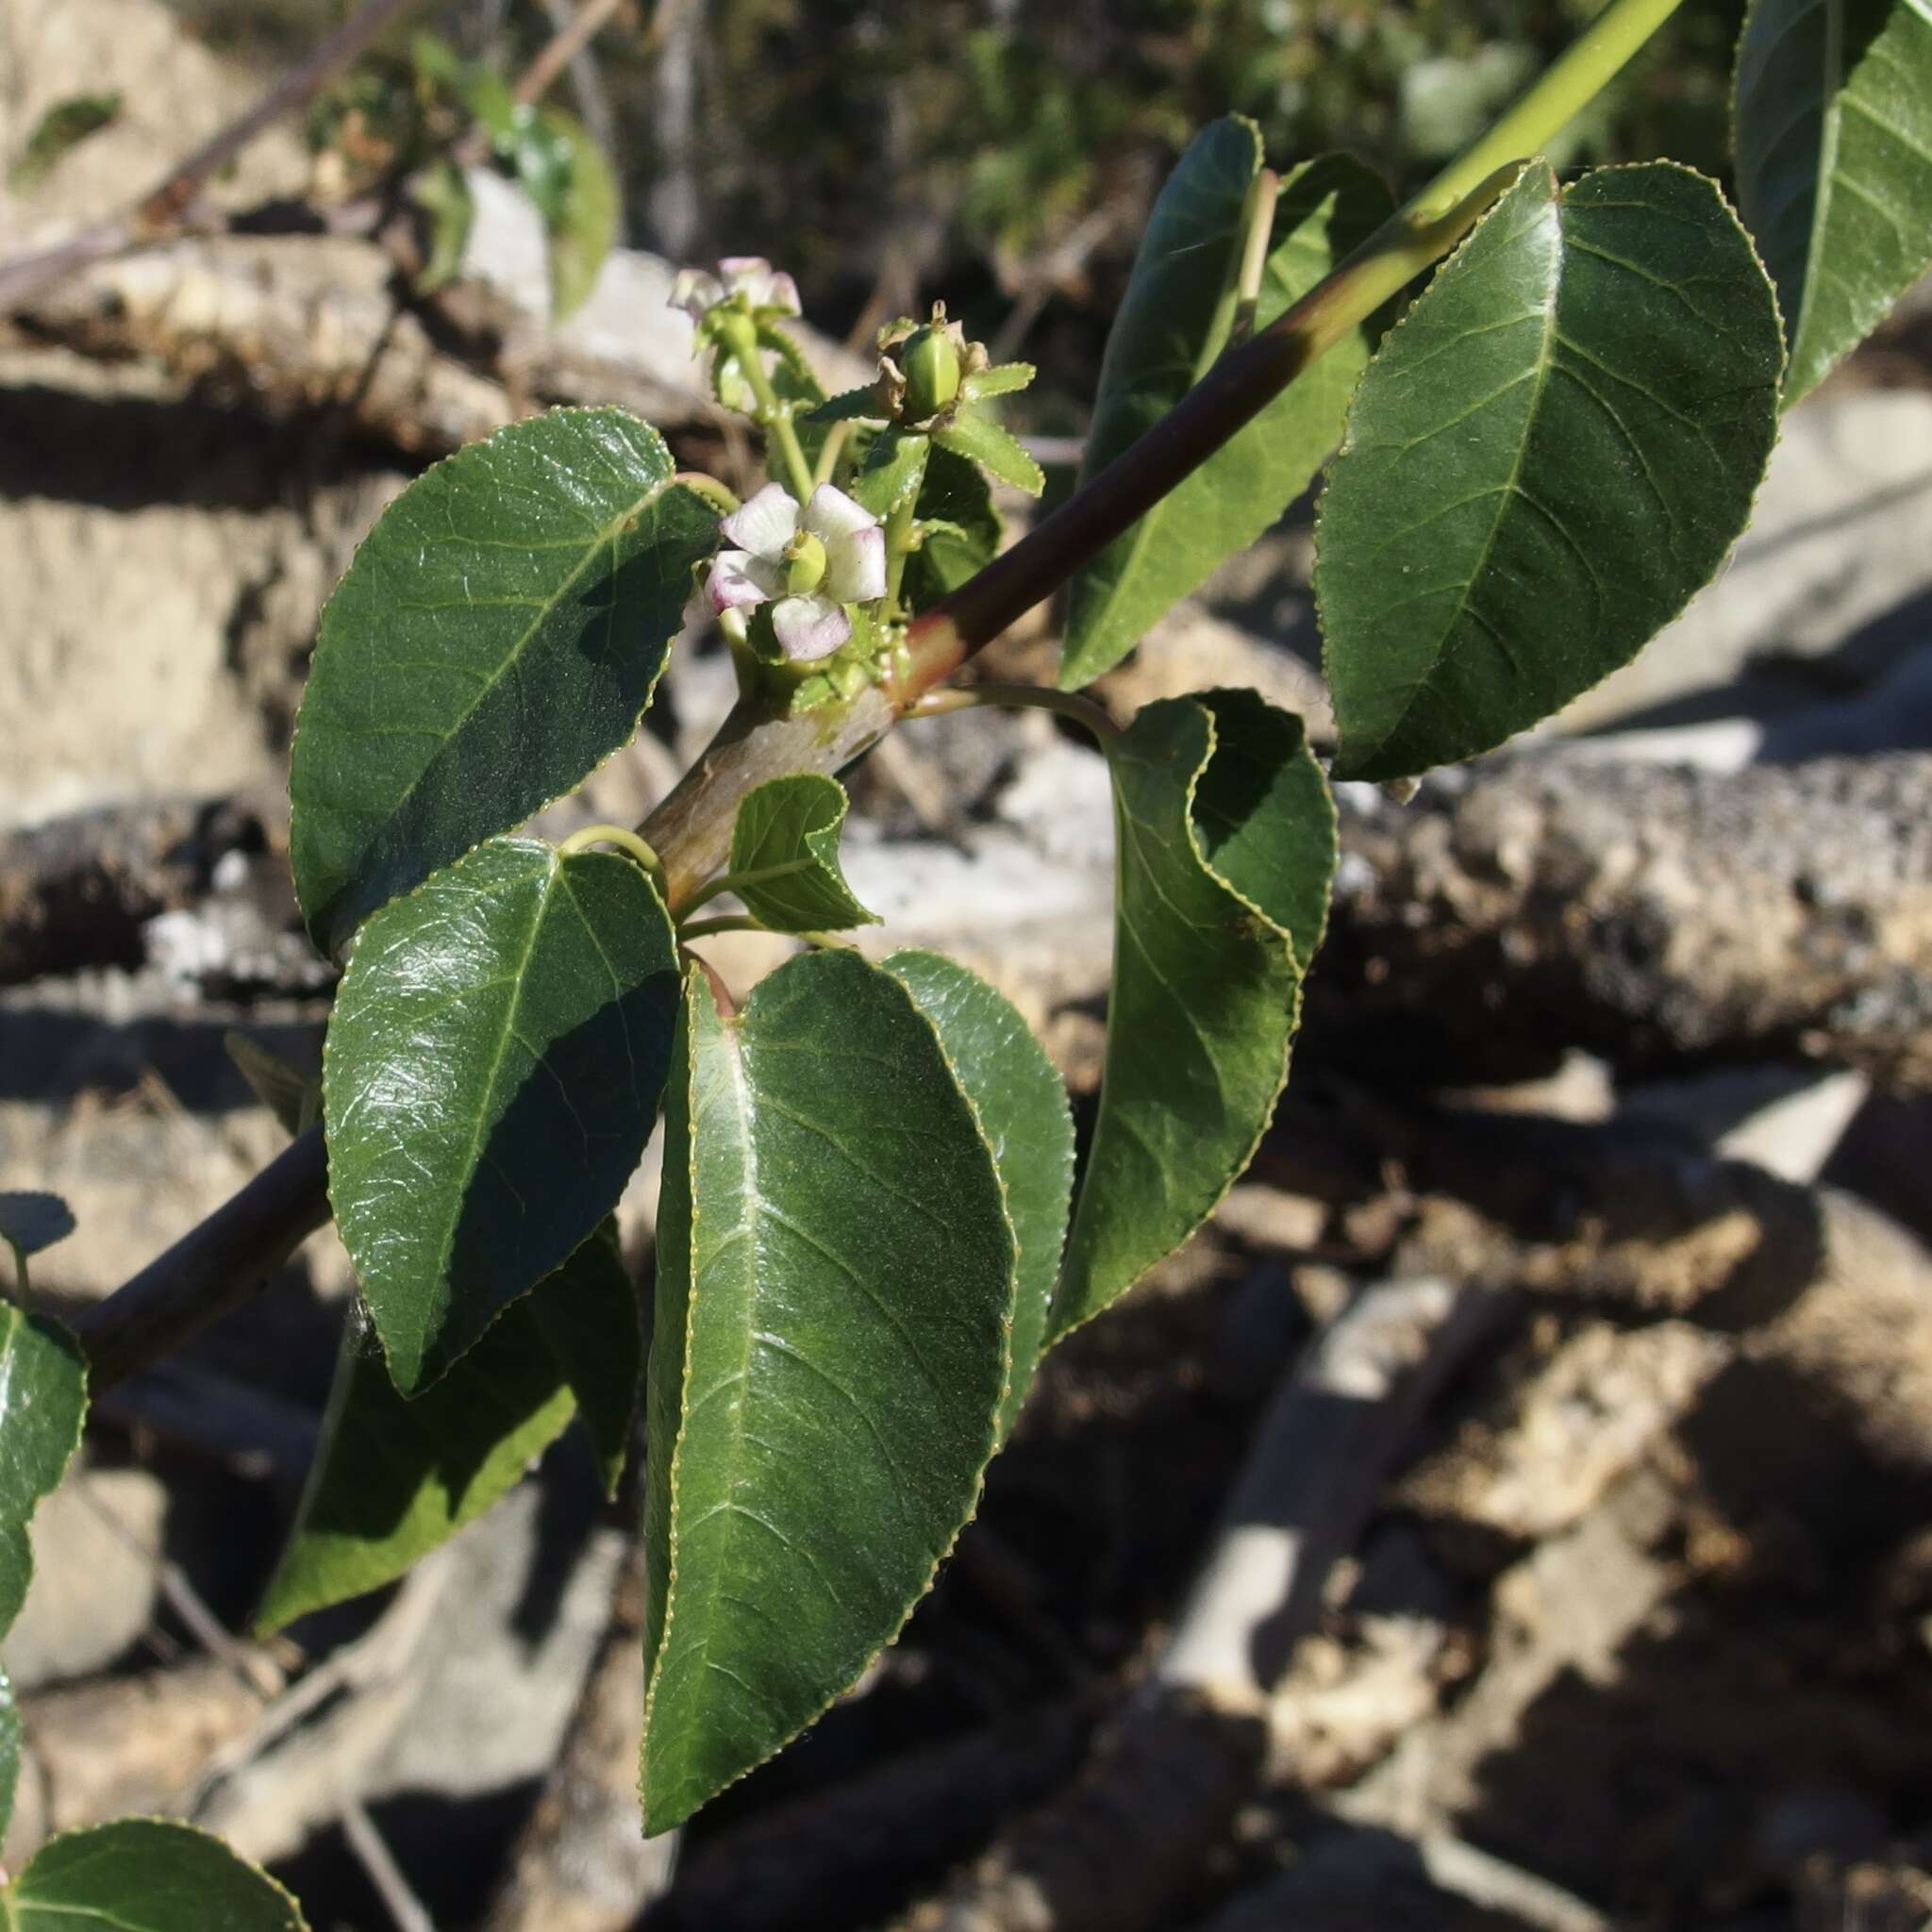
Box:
[1315,162,1783,782]
[257,1222,634,1631]
[931,410,1044,497]
[1053,691,1333,1340]
[724,774,877,934]
[1060,142,1394,690]
[9,92,121,192]
[525,1218,641,1495]
[323,837,678,1393]
[0,1306,86,1639]
[1734,0,1932,405]
[0,1669,20,1844]
[512,108,620,320]
[0,1195,75,1268]
[289,408,714,958]
[641,953,1016,1831]
[0,1820,308,1930]
[903,443,1001,612]
[882,951,1074,1439]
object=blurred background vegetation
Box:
[173,0,1747,411]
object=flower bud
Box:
[899,324,963,423]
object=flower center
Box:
[784,530,827,595]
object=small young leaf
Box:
[289,408,715,958]
[8,92,121,192]
[324,838,678,1392]
[1060,143,1394,690]
[1,1820,308,1930]
[641,953,1016,1832]
[1315,161,1783,782]
[411,156,475,295]
[725,774,877,933]
[932,410,1044,497]
[851,429,930,519]
[511,108,620,321]
[0,1193,75,1267]
[961,360,1036,401]
[1054,691,1334,1340]
[0,1304,87,1640]
[882,951,1074,1439]
[807,386,886,424]
[257,1222,634,1631]
[224,1033,317,1138]
[1734,0,1932,406]
[903,443,1001,612]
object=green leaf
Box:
[904,443,1001,612]
[851,429,930,519]
[411,156,475,295]
[0,1305,86,1640]
[8,92,121,192]
[932,409,1044,497]
[525,1218,641,1496]
[641,953,1016,1831]
[0,1195,75,1267]
[724,774,878,933]
[881,951,1074,1440]
[1060,145,1395,690]
[961,360,1036,401]
[0,1820,308,1930]
[289,408,714,958]
[323,837,679,1393]
[806,387,886,424]
[513,108,620,321]
[0,1669,20,1844]
[257,1221,633,1631]
[224,1034,316,1138]
[1315,161,1783,782]
[1053,691,1333,1340]
[1734,0,1932,405]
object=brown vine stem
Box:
[68,0,1686,1391]
[0,0,431,312]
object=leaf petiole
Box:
[557,823,670,898]
[909,679,1123,746]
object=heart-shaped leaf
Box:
[0,1305,86,1638]
[1315,161,1783,781]
[289,408,716,958]
[1060,140,1395,690]
[258,1220,635,1632]
[324,837,678,1392]
[1735,0,1932,406]
[1054,690,1334,1340]
[1,1821,308,1930]
[724,774,877,934]
[641,952,1016,1832]
[882,950,1074,1439]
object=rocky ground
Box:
[5,6,1932,1928]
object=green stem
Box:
[678,914,767,941]
[556,823,668,897]
[812,419,855,489]
[718,314,816,503]
[883,496,916,617]
[909,680,1123,745]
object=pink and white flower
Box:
[670,256,802,325]
[704,482,886,662]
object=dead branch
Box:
[895,1278,1505,1932]
[1315,752,1932,1091]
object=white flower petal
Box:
[670,268,724,322]
[762,271,802,316]
[803,482,878,545]
[707,549,780,612]
[823,523,886,604]
[719,482,801,561]
[718,257,801,315]
[772,594,851,662]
